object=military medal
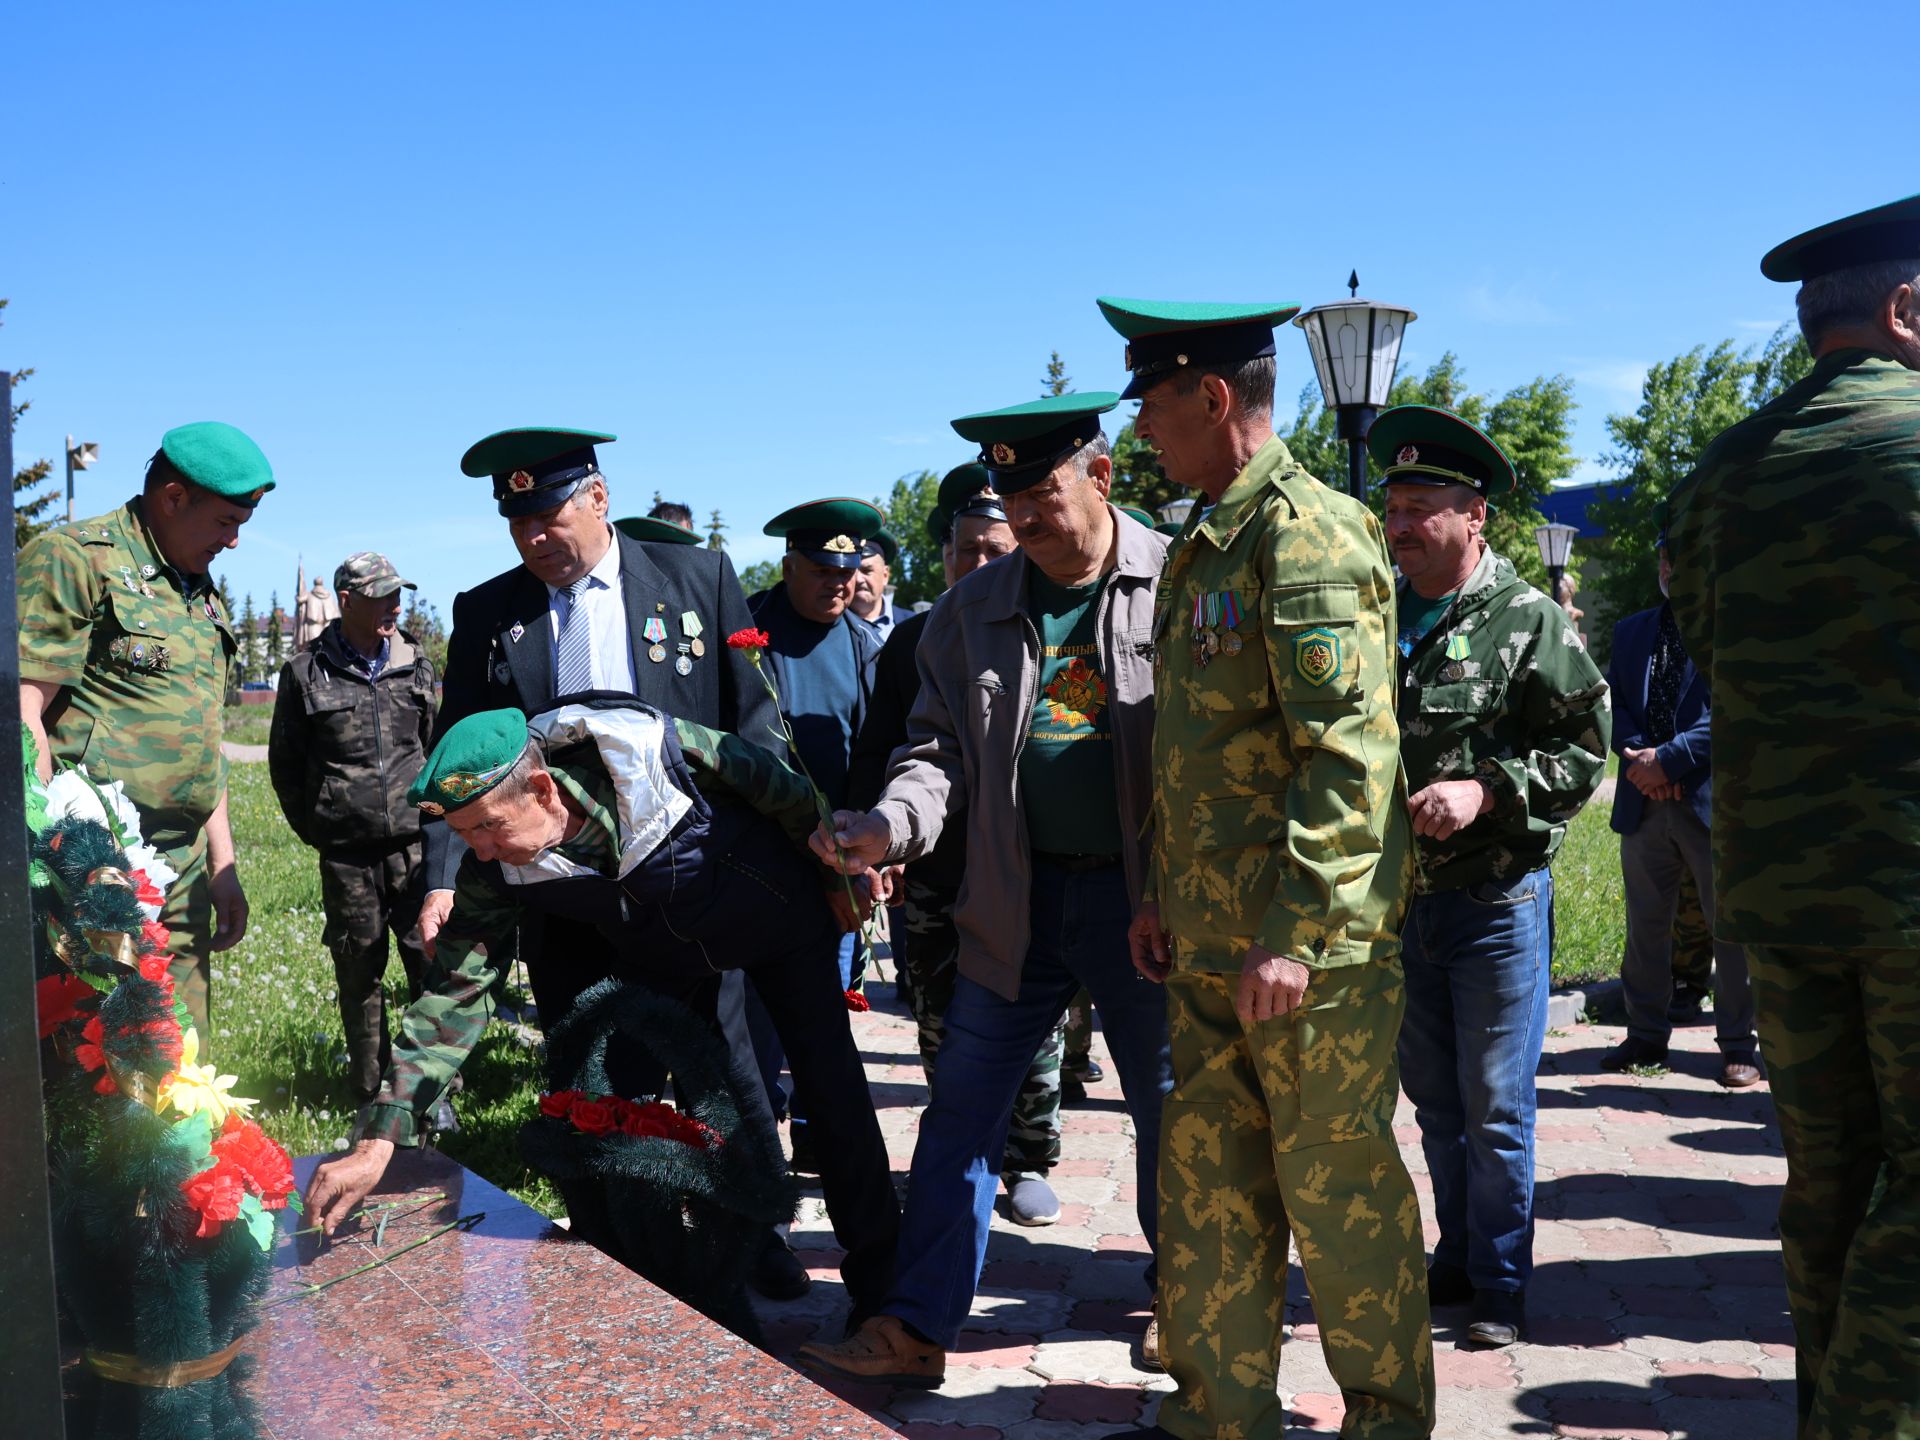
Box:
[674,643,693,676]
[680,610,705,660]
[649,644,668,663]
[644,616,668,663]
[1189,592,1210,668]
[1441,633,1469,682]
[1443,661,1465,682]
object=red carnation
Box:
[568,1097,618,1135]
[181,1159,247,1238]
[36,974,96,1038]
[844,987,871,1013]
[75,1015,108,1072]
[136,951,177,1003]
[141,919,172,955]
[725,628,771,654]
[128,868,165,913]
[537,1089,582,1119]
[212,1116,296,1209]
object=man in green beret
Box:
[1374,404,1609,1353]
[303,700,901,1327]
[1101,298,1434,1439]
[1668,193,1920,1438]
[18,421,275,1046]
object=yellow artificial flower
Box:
[158,1028,256,1127]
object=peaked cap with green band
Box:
[1760,192,1920,282]
[950,392,1120,494]
[763,497,885,569]
[156,422,276,506]
[1096,297,1301,400]
[861,529,899,565]
[929,461,1005,543]
[407,707,533,816]
[462,427,617,518]
[1117,505,1156,528]
[1369,404,1516,498]
[615,514,703,546]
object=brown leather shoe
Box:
[1719,1058,1764,1089]
[1139,1315,1163,1371]
[797,1315,945,1388]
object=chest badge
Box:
[510,622,526,643]
[1293,628,1343,688]
[1444,634,1471,661]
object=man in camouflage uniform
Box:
[17,422,275,1045]
[1376,405,1610,1350]
[1668,194,1920,1439]
[846,463,1069,1228]
[1113,298,1434,1440]
[303,701,900,1326]
[268,552,439,1104]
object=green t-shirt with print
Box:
[1020,570,1124,856]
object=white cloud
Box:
[1571,360,1649,400]
[1463,281,1559,326]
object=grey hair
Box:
[1071,431,1113,478]
[1796,259,1920,347]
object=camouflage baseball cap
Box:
[333,551,417,599]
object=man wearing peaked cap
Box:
[1100,297,1436,1439]
[268,551,439,1107]
[302,698,900,1331]
[1377,403,1610,1353]
[19,420,277,1046]
[798,393,1174,1387]
[850,529,900,639]
[1669,194,1920,1436]
[425,425,806,1298]
[743,497,886,1169]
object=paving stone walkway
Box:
[757,983,1794,1439]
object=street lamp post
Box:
[1535,521,1578,600]
[1292,273,1417,505]
[64,435,99,523]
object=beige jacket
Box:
[872,508,1169,1000]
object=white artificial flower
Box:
[42,767,147,848]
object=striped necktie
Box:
[554,577,595,697]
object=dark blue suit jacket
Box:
[1606,604,1712,835]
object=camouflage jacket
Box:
[1396,546,1610,893]
[1668,348,1920,947]
[16,499,236,853]
[1149,435,1412,972]
[361,716,818,1145]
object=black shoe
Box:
[1061,1073,1088,1105]
[1466,1290,1525,1346]
[750,1233,811,1301]
[788,1122,821,1177]
[1668,983,1710,1025]
[1427,1261,1473,1307]
[1598,1036,1669,1073]
[1064,1055,1105,1085]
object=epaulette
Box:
[56,520,119,548]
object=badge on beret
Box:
[1293,628,1343,688]
[507,469,536,493]
[1397,445,1420,466]
[990,442,1017,466]
[418,799,445,817]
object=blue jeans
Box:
[887,859,1171,1349]
[1397,865,1553,1294]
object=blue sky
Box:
[4,1,1900,615]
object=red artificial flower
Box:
[36,974,96,1038]
[844,987,871,1013]
[725,628,771,654]
[620,1104,671,1139]
[136,951,177,1004]
[537,1089,583,1119]
[181,1159,247,1238]
[141,919,172,955]
[211,1116,296,1209]
[128,868,165,913]
[568,1097,618,1135]
[75,1015,108,1072]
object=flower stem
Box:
[266,1213,484,1305]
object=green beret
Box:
[157,422,275,506]
[949,393,1119,494]
[1368,405,1516,499]
[615,514,702,546]
[407,708,532,816]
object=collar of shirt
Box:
[341,633,390,675]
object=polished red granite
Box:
[245,1149,895,1440]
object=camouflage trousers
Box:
[1159,963,1434,1440]
[1064,989,1094,1071]
[902,878,1063,1182]
[1747,944,1920,1440]
[1672,867,1713,994]
[159,833,213,1050]
[319,842,430,1103]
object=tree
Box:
[401,596,449,674]
[737,558,781,599]
[237,593,261,687]
[4,299,59,548]
[1041,351,1071,397]
[1281,353,1580,593]
[873,470,942,606]
[1107,419,1176,516]
[706,508,728,550]
[1587,326,1812,632]
[265,591,285,670]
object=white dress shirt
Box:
[545,532,637,693]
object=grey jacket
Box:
[872,508,1169,1000]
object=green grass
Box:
[1548,753,1626,987]
[221,703,275,746]
[216,764,560,1214]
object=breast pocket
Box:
[1270,583,1361,706]
[99,591,177,676]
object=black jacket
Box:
[426,530,779,888]
[268,623,438,855]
